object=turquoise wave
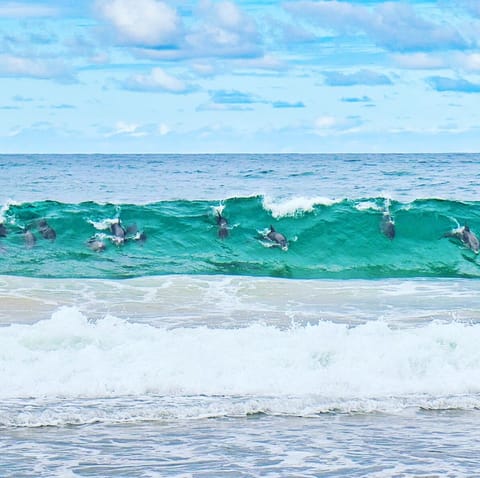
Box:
[0,197,479,279]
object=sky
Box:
[1,0,480,153]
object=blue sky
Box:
[1,0,480,153]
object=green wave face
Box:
[0,197,479,279]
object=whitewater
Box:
[1,153,480,477]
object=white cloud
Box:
[233,54,287,71]
[123,67,189,92]
[454,52,480,71]
[106,121,147,137]
[5,127,22,137]
[391,53,446,69]
[95,0,182,46]
[285,1,467,52]
[95,0,263,62]
[314,115,362,136]
[158,123,170,136]
[0,54,73,81]
[185,0,262,58]
[190,62,218,77]
[0,2,57,17]
[315,116,337,129]
[392,52,480,72]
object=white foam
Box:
[355,200,382,211]
[211,203,225,216]
[262,196,338,218]
[0,198,20,224]
[87,217,118,231]
[2,306,480,401]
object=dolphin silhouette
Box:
[38,219,56,240]
[87,236,106,252]
[110,220,126,244]
[267,225,287,248]
[461,225,479,254]
[444,224,479,254]
[381,212,395,239]
[24,229,36,248]
[217,212,228,239]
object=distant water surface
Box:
[1,153,479,203]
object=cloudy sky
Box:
[1,0,480,153]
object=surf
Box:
[0,196,479,279]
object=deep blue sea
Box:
[1,153,480,477]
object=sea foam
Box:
[2,306,480,401]
[262,195,338,218]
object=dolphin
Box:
[110,220,146,245]
[24,229,36,248]
[444,225,479,254]
[381,211,395,239]
[38,219,56,240]
[0,223,7,237]
[461,225,479,254]
[115,221,147,242]
[87,236,106,252]
[124,223,148,243]
[267,225,287,248]
[110,220,126,244]
[217,212,228,239]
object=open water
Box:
[0,153,480,477]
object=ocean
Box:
[0,153,479,477]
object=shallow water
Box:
[3,412,480,477]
